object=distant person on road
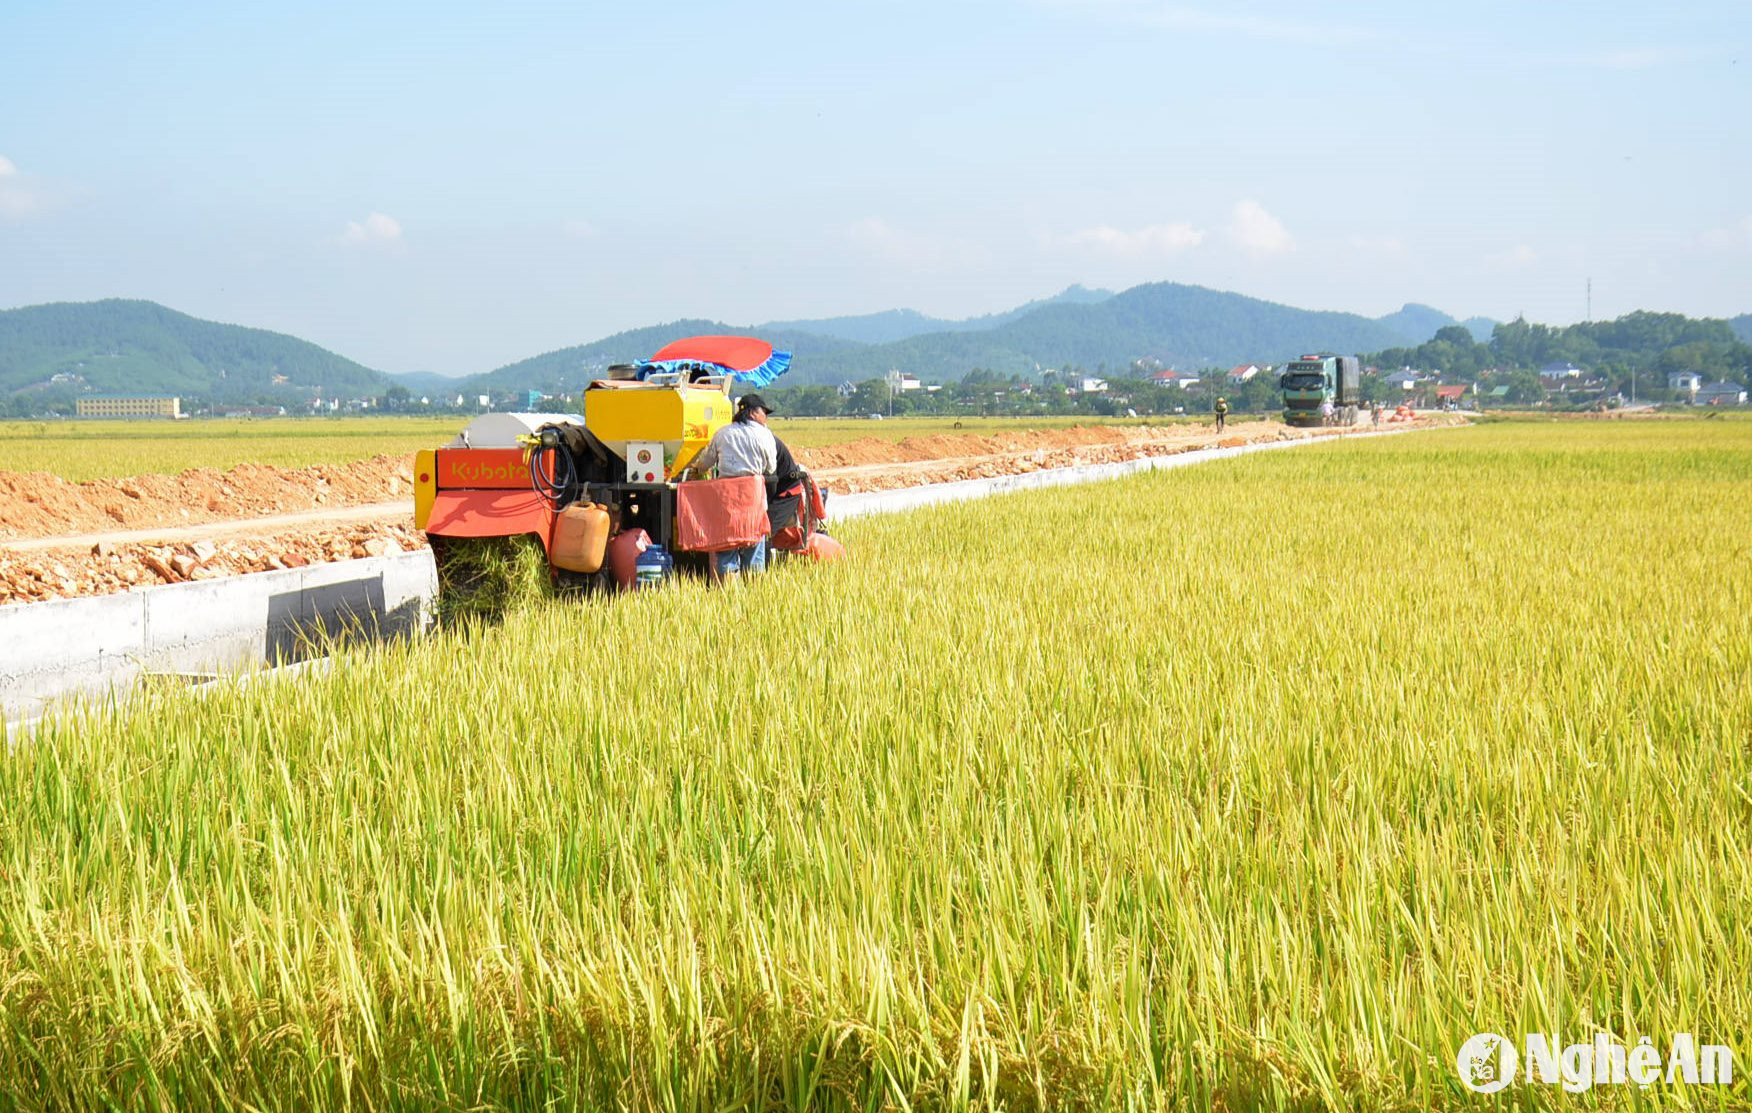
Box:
[693,392,778,580]
[1320,399,1335,426]
[1214,396,1229,433]
[1371,402,1383,426]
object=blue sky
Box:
[2,0,1748,375]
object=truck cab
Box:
[1281,354,1361,427]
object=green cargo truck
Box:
[1280,353,1361,427]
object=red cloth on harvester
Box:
[806,532,845,562]
[676,474,769,552]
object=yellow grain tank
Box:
[583,380,733,478]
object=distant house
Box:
[1227,363,1262,384]
[1385,370,1422,391]
[1079,377,1108,394]
[1667,371,1702,398]
[1434,384,1469,409]
[1541,361,1597,392]
[1696,381,1748,406]
[1150,370,1179,385]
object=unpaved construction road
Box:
[0,417,1452,604]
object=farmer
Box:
[1214,396,1229,433]
[693,392,778,579]
[766,434,810,536]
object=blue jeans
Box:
[714,537,767,578]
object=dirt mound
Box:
[0,455,414,540]
[795,425,1151,470]
[0,521,426,606]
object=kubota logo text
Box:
[436,451,534,490]
[451,461,526,482]
[1457,1032,1734,1094]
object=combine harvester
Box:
[413,336,829,600]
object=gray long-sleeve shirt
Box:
[693,419,777,478]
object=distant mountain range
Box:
[0,284,1568,413]
[446,284,1501,394]
[1732,314,1752,344]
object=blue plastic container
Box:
[633,544,673,589]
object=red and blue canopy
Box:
[640,335,791,388]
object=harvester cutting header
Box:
[414,335,833,599]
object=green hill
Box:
[0,299,390,413]
[1355,303,1499,347]
[1731,314,1752,345]
[1375,303,1459,346]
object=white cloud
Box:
[1228,200,1293,258]
[340,212,403,245]
[0,155,49,219]
[1487,244,1537,268]
[1700,216,1752,252]
[1059,222,1204,255]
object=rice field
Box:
[0,417,463,480]
[1,421,1748,1110]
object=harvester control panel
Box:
[627,441,666,484]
